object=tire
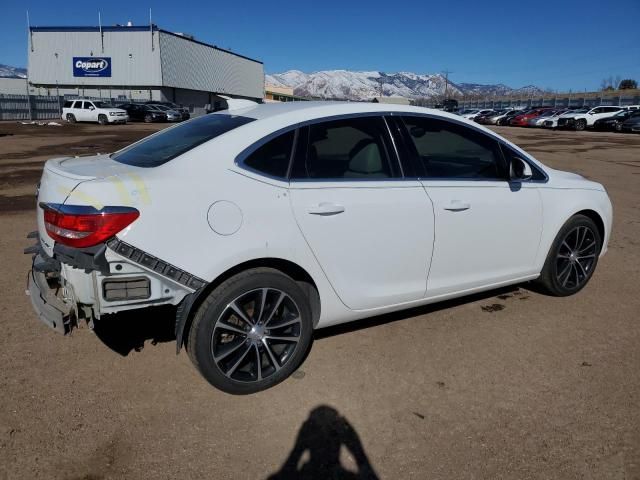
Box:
[537,214,602,296]
[66,113,76,124]
[144,114,153,123]
[615,123,622,132]
[98,114,108,125]
[187,268,314,394]
[575,119,587,131]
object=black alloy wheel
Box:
[538,214,602,296]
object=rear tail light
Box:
[41,203,139,248]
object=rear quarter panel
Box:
[66,131,351,327]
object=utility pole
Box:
[442,70,453,100]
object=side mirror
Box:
[89,106,95,110]
[510,157,532,181]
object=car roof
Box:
[225,101,465,123]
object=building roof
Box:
[29,26,263,65]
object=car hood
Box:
[98,107,127,113]
[547,168,605,191]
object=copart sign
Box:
[73,57,111,77]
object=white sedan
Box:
[27,101,612,394]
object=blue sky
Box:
[1,0,639,91]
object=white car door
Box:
[289,115,435,310]
[76,101,90,122]
[399,115,543,296]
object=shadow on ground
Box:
[315,284,523,340]
[267,405,380,480]
[92,283,532,356]
[93,305,177,356]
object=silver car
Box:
[149,104,183,122]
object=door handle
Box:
[307,202,345,216]
[443,200,471,212]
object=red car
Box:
[509,108,554,127]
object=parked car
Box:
[477,109,516,125]
[474,110,504,124]
[542,109,587,129]
[509,108,554,127]
[497,109,525,126]
[145,101,190,120]
[527,109,569,127]
[461,108,494,120]
[147,104,183,122]
[620,111,640,133]
[557,106,625,130]
[593,110,637,132]
[26,102,612,394]
[457,108,479,118]
[62,99,128,125]
[118,103,168,123]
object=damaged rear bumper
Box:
[27,266,72,334]
[25,232,205,337]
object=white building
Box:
[27,25,264,114]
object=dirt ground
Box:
[0,120,639,480]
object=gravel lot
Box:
[0,120,639,479]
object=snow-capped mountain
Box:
[266,70,543,101]
[0,64,27,79]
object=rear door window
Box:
[112,113,255,167]
[291,116,399,180]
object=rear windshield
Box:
[112,114,255,167]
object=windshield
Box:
[112,114,256,167]
[152,105,170,111]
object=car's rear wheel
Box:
[615,123,622,132]
[98,114,108,125]
[187,268,313,394]
[575,119,587,131]
[66,113,76,123]
[144,114,153,123]
[538,214,602,296]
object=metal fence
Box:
[0,94,157,121]
[450,93,640,110]
[0,94,64,121]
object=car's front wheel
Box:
[98,114,108,125]
[538,214,602,296]
[575,119,587,131]
[187,268,313,394]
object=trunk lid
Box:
[36,154,142,256]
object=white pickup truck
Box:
[62,99,128,125]
[556,105,625,130]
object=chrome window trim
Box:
[382,116,405,178]
[235,110,549,184]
